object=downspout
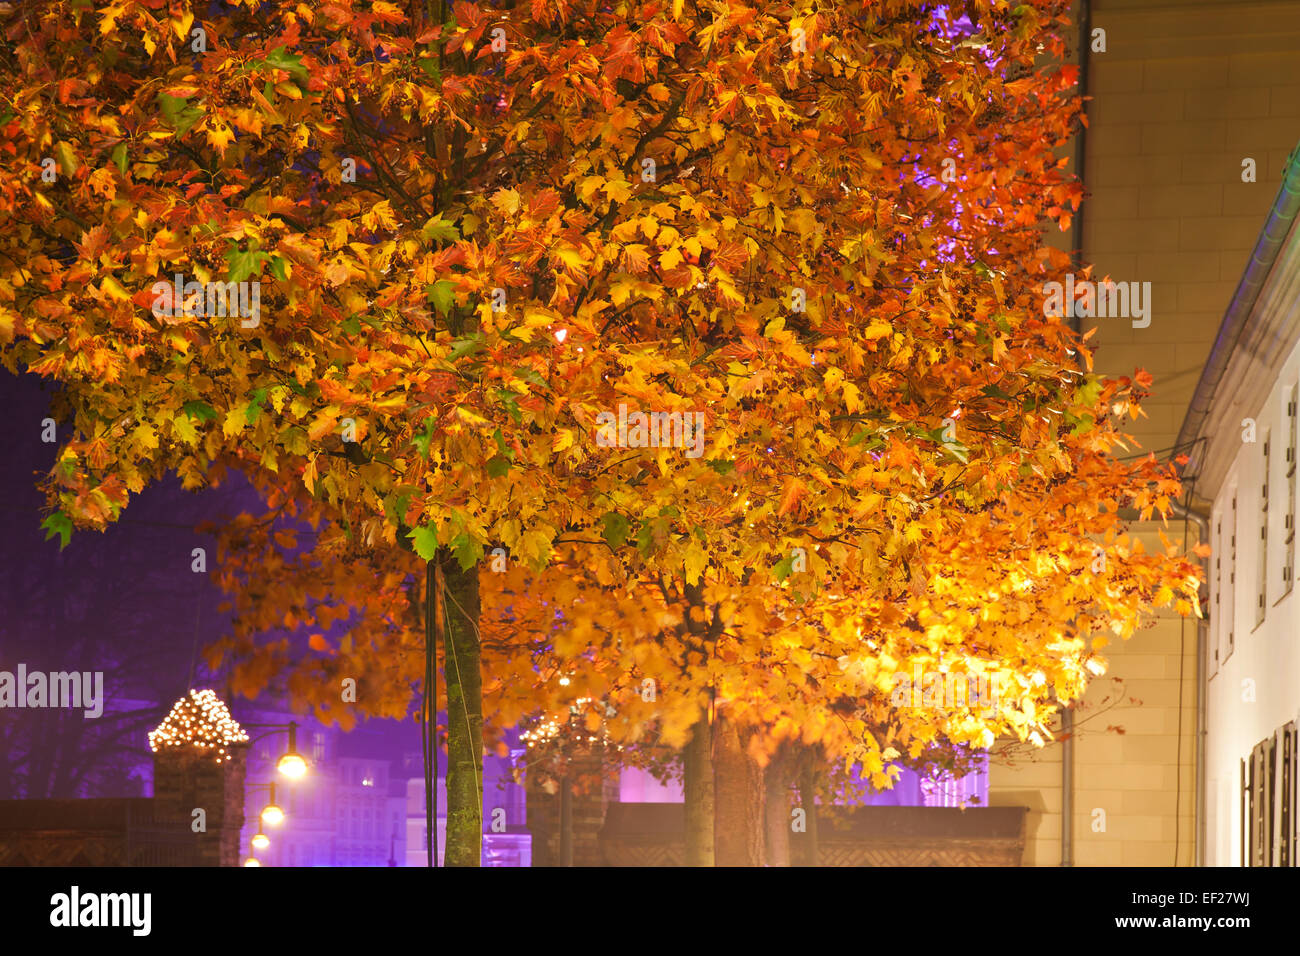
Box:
[1061,0,1091,869]
[1170,499,1210,868]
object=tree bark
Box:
[683,717,715,866]
[764,748,791,866]
[713,715,765,866]
[799,755,820,867]
[438,550,482,867]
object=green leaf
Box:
[182,400,219,422]
[341,316,362,336]
[412,416,435,458]
[245,388,268,425]
[602,512,630,549]
[264,46,310,85]
[773,553,795,582]
[635,520,656,556]
[226,245,273,283]
[409,525,439,561]
[156,93,204,137]
[705,458,735,474]
[496,389,522,423]
[1074,376,1104,408]
[417,57,442,81]
[493,428,513,460]
[486,455,511,478]
[428,279,456,317]
[269,255,289,282]
[421,215,460,243]
[41,512,72,550]
[110,143,128,176]
[980,384,1017,402]
[386,491,413,527]
[452,532,483,571]
[512,367,546,388]
[448,333,484,362]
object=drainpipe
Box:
[1061,0,1091,870]
[1170,499,1210,868]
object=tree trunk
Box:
[683,717,715,866]
[713,715,764,866]
[764,749,791,866]
[799,757,820,867]
[438,550,482,867]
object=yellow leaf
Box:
[842,382,863,414]
[683,541,708,585]
[100,277,130,302]
[659,246,684,270]
[555,246,587,274]
[864,321,892,340]
[223,404,250,437]
[553,428,575,453]
[133,422,159,450]
[789,208,817,239]
[578,176,605,204]
[602,179,633,203]
[491,188,521,216]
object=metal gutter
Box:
[1175,142,1300,479]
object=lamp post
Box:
[247,781,285,827]
[244,721,310,779]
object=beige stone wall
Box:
[989,0,1300,866]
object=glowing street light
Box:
[244,720,310,779]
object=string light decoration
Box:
[149,689,250,763]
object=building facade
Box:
[987,0,1300,867]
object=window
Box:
[1245,728,1300,866]
[1283,723,1297,867]
[1258,433,1269,627]
[1211,511,1222,676]
[1226,493,1237,662]
[1285,386,1297,596]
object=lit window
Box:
[1227,493,1237,662]
[1259,435,1270,627]
[1285,385,1297,595]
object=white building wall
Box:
[1205,334,1300,865]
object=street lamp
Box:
[251,828,270,851]
[244,721,309,779]
[248,781,285,826]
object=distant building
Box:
[238,710,410,867]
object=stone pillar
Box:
[152,744,249,866]
[525,745,609,867]
[148,690,252,867]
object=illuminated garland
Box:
[149,689,249,763]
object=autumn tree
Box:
[1,0,1201,868]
